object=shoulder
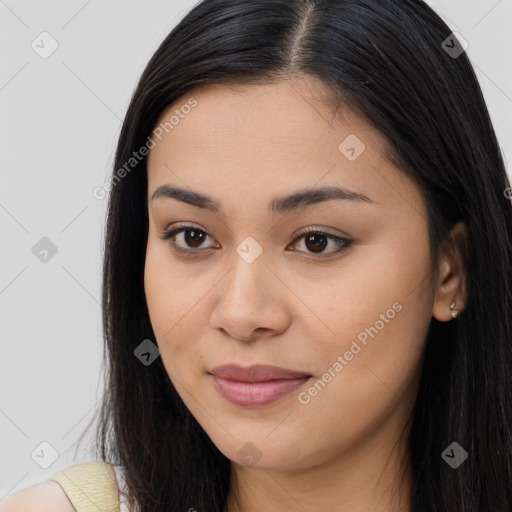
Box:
[0,460,123,512]
[0,479,77,511]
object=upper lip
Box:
[209,364,312,383]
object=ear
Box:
[432,221,468,322]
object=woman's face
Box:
[144,77,440,471]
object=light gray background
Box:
[1,0,511,499]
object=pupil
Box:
[305,233,327,253]
[185,229,205,248]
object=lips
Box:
[208,364,312,407]
[209,364,312,382]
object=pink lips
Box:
[209,364,312,407]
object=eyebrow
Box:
[150,184,375,216]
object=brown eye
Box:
[160,223,218,254]
[182,228,207,248]
[303,233,328,253]
[289,228,353,258]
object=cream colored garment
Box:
[49,461,120,512]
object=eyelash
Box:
[159,222,353,259]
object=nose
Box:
[211,251,291,342]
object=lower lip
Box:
[210,374,311,407]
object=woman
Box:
[3,0,511,511]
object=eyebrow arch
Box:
[150,184,375,216]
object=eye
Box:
[159,222,218,255]
[288,227,353,258]
[159,223,353,258]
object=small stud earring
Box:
[449,301,459,319]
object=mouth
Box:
[208,364,313,407]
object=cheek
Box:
[308,228,431,348]
[143,240,211,376]
[295,299,427,463]
[144,237,198,335]
[294,236,432,445]
[144,241,173,337]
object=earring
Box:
[449,301,459,319]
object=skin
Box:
[144,76,467,512]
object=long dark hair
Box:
[80,0,512,510]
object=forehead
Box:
[146,79,424,214]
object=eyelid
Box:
[293,225,351,240]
